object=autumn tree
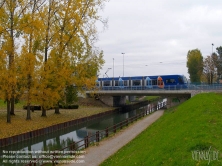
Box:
[0,0,107,122]
[36,0,106,115]
[216,46,222,57]
[0,0,31,122]
[186,49,203,83]
[202,54,218,84]
[216,46,222,81]
[16,0,45,120]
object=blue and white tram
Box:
[97,74,188,90]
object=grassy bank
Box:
[101,93,222,166]
[143,96,160,101]
[0,98,113,139]
[126,96,160,104]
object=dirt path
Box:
[66,109,164,166]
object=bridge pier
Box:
[166,97,189,109]
[128,96,136,102]
[99,96,126,107]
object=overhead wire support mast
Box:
[105,68,112,78]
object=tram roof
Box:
[98,75,185,81]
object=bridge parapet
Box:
[90,83,222,91]
[86,85,222,106]
[86,90,192,97]
[190,90,222,97]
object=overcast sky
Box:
[95,0,222,79]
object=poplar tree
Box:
[216,46,222,80]
[186,49,203,83]
[202,53,219,84]
[0,0,30,122]
[38,0,106,114]
[17,0,45,120]
[26,0,107,116]
[0,0,108,122]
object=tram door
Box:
[118,77,124,88]
[157,76,164,89]
[146,77,152,88]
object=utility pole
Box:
[212,43,214,54]
[113,58,114,78]
[122,53,125,77]
[211,43,214,84]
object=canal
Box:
[0,99,165,165]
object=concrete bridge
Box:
[86,87,222,107]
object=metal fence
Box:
[92,83,222,91]
[25,101,166,166]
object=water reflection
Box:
[0,99,165,165]
[0,109,141,154]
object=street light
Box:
[113,58,114,78]
[122,53,125,77]
[211,43,214,84]
[212,43,214,55]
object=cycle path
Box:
[66,109,164,166]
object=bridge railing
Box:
[187,83,222,90]
[94,84,222,91]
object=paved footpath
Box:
[66,110,164,166]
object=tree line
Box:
[0,0,108,123]
[187,46,222,84]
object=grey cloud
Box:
[96,0,222,79]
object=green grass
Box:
[0,100,26,109]
[126,96,159,104]
[144,96,160,101]
[100,93,222,166]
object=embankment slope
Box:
[101,93,222,166]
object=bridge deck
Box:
[87,90,191,96]
[86,89,222,97]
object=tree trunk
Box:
[10,96,15,115]
[41,106,47,117]
[54,102,60,114]
[43,140,47,150]
[26,104,31,120]
[7,100,11,123]
[56,136,61,149]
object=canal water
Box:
[0,99,165,165]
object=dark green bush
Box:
[59,104,79,109]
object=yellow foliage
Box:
[0,0,108,118]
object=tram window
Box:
[132,80,141,86]
[103,81,111,86]
[115,81,119,86]
[152,80,157,85]
[124,81,128,86]
[166,79,176,83]
[96,82,100,86]
[183,76,187,83]
[178,77,183,83]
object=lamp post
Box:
[211,43,214,84]
[212,43,214,55]
[113,58,114,86]
[122,53,125,77]
[113,58,114,78]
